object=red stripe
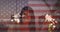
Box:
[0,28,60,30]
[36,28,60,30]
[0,21,59,25]
[38,16,60,18]
[33,10,60,12]
[28,4,60,6]
[0,28,29,30]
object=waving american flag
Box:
[0,0,60,32]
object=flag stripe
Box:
[28,4,60,6]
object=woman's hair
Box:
[20,6,35,23]
[20,6,35,32]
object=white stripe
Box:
[30,6,59,10]
[28,1,45,4]
[34,12,60,16]
[28,0,60,5]
[30,6,50,10]
[34,13,47,16]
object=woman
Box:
[20,6,36,32]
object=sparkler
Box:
[45,14,57,32]
[11,13,21,23]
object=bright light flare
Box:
[45,14,58,30]
[11,13,20,23]
[45,14,53,21]
[14,19,20,23]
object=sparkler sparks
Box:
[45,14,58,32]
[11,13,21,23]
[45,14,53,21]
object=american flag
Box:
[0,0,60,32]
